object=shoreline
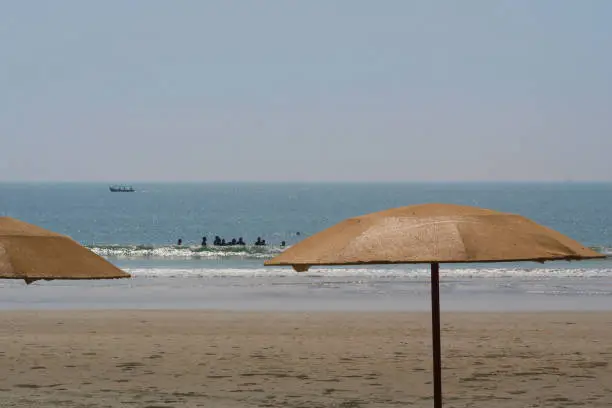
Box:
[3,273,612,312]
[1,310,611,407]
[0,308,612,321]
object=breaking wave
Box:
[87,243,611,262]
[87,244,285,259]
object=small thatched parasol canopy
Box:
[0,217,130,284]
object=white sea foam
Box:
[89,244,282,259]
[89,243,611,260]
[123,266,612,279]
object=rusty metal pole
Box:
[431,262,442,408]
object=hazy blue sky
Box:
[1,1,611,182]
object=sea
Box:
[1,182,611,312]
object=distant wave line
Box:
[87,244,610,260]
[87,244,285,259]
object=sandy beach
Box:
[0,311,610,407]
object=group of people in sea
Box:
[176,236,286,247]
[211,236,247,246]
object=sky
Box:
[1,1,611,182]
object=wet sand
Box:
[0,311,611,407]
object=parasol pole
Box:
[431,262,442,408]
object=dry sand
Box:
[0,311,611,407]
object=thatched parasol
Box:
[0,217,130,284]
[265,203,604,407]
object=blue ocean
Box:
[1,182,611,311]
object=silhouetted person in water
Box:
[213,236,221,246]
[237,237,245,245]
[230,238,237,245]
[255,237,262,246]
[281,241,286,247]
[261,239,266,246]
[296,232,301,236]
[221,238,226,246]
[201,237,207,246]
[177,238,183,246]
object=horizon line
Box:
[0,180,611,184]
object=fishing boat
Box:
[109,185,135,192]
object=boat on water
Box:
[109,185,135,192]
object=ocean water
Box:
[1,182,611,311]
